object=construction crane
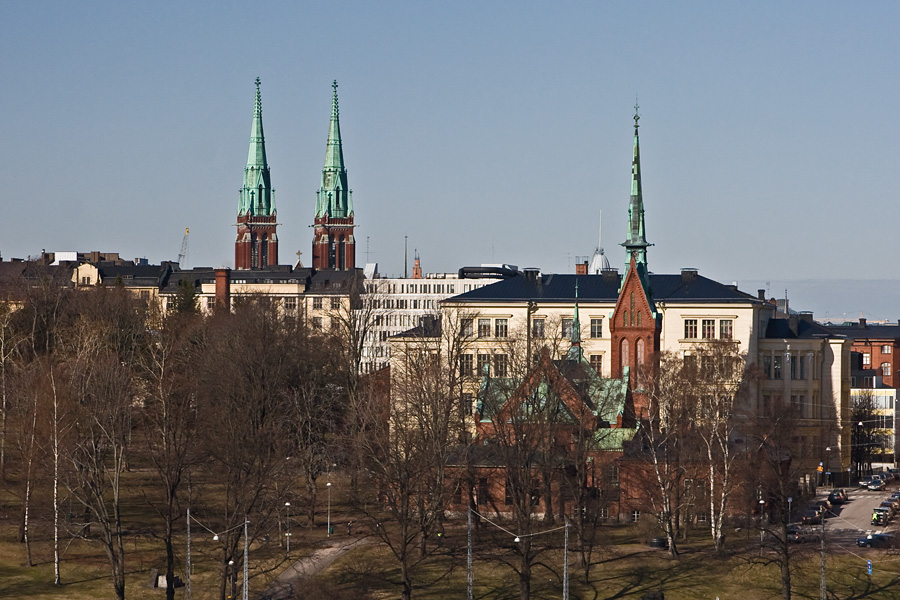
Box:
[178,227,189,267]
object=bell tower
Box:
[235,78,278,270]
[312,81,356,271]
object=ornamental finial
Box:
[633,96,640,129]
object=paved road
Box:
[809,486,900,548]
[259,538,369,600]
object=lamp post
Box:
[759,499,766,556]
[825,447,832,488]
[284,502,291,556]
[326,482,332,537]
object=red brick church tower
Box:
[235,78,278,270]
[312,81,356,270]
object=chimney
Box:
[602,268,619,284]
[680,268,698,282]
[215,268,231,313]
[788,314,799,336]
[575,261,588,275]
[860,317,867,328]
[758,289,766,301]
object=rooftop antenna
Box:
[366,236,370,264]
[404,235,408,278]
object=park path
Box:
[259,537,368,600]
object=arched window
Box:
[882,362,892,377]
[621,338,630,371]
[636,338,645,367]
[261,233,268,266]
[637,311,642,327]
[623,310,628,327]
[250,232,258,268]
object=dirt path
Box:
[259,537,368,600]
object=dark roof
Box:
[765,317,839,340]
[391,315,442,339]
[98,263,175,287]
[823,323,900,342]
[446,272,761,304]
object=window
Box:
[284,297,297,311]
[720,319,733,339]
[631,510,640,523]
[505,479,514,505]
[494,354,508,377]
[205,297,215,311]
[598,507,609,520]
[313,297,323,310]
[883,345,892,354]
[684,319,698,339]
[790,353,798,379]
[590,354,603,374]
[702,319,715,339]
[494,318,508,338]
[459,354,474,377]
[636,338,645,367]
[477,478,489,505]
[330,297,341,310]
[763,355,772,379]
[863,353,871,366]
[591,318,603,338]
[140,290,151,301]
[799,354,807,380]
[461,318,474,337]
[312,317,323,329]
[697,513,708,523]
[532,318,545,338]
[460,393,473,416]
[478,318,491,337]
[622,310,628,327]
[562,318,574,339]
[637,311,642,326]
[882,362,892,377]
[621,339,630,369]
[477,354,491,377]
[773,354,783,379]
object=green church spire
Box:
[315,80,352,218]
[622,100,651,274]
[238,77,274,217]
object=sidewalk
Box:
[259,537,369,600]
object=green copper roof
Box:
[622,101,651,273]
[315,80,352,218]
[238,78,275,217]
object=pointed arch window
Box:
[623,310,628,327]
[637,311,642,327]
[630,292,635,326]
[261,233,268,266]
[636,338,645,367]
[250,232,259,268]
[621,338,630,373]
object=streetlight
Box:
[284,502,291,556]
[326,482,332,537]
[228,560,236,600]
[759,499,766,556]
[825,447,832,488]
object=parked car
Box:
[879,501,897,515]
[828,490,845,505]
[860,478,874,488]
[869,480,886,491]
[858,533,895,548]
[885,497,900,511]
[787,524,813,543]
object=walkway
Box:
[259,537,368,600]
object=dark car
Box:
[828,490,846,504]
[787,524,811,543]
[802,510,822,525]
[857,533,895,548]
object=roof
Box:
[765,317,842,340]
[823,323,900,342]
[447,272,762,305]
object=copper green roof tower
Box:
[235,78,278,269]
[621,101,651,280]
[312,80,356,270]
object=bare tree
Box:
[136,309,202,600]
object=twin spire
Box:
[238,77,274,217]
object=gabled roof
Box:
[448,272,762,305]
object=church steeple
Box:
[312,80,356,270]
[235,78,278,270]
[622,101,651,275]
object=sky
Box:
[2,2,899,317]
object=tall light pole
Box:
[242,519,249,600]
[326,482,332,537]
[563,519,569,600]
[825,447,832,488]
[284,502,291,556]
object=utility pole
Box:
[563,519,569,600]
[243,519,249,600]
[185,508,191,600]
[819,516,826,600]
[467,506,473,600]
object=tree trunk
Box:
[518,542,532,600]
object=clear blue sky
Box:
[2,2,898,300]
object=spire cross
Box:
[633,96,640,128]
[331,80,339,117]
